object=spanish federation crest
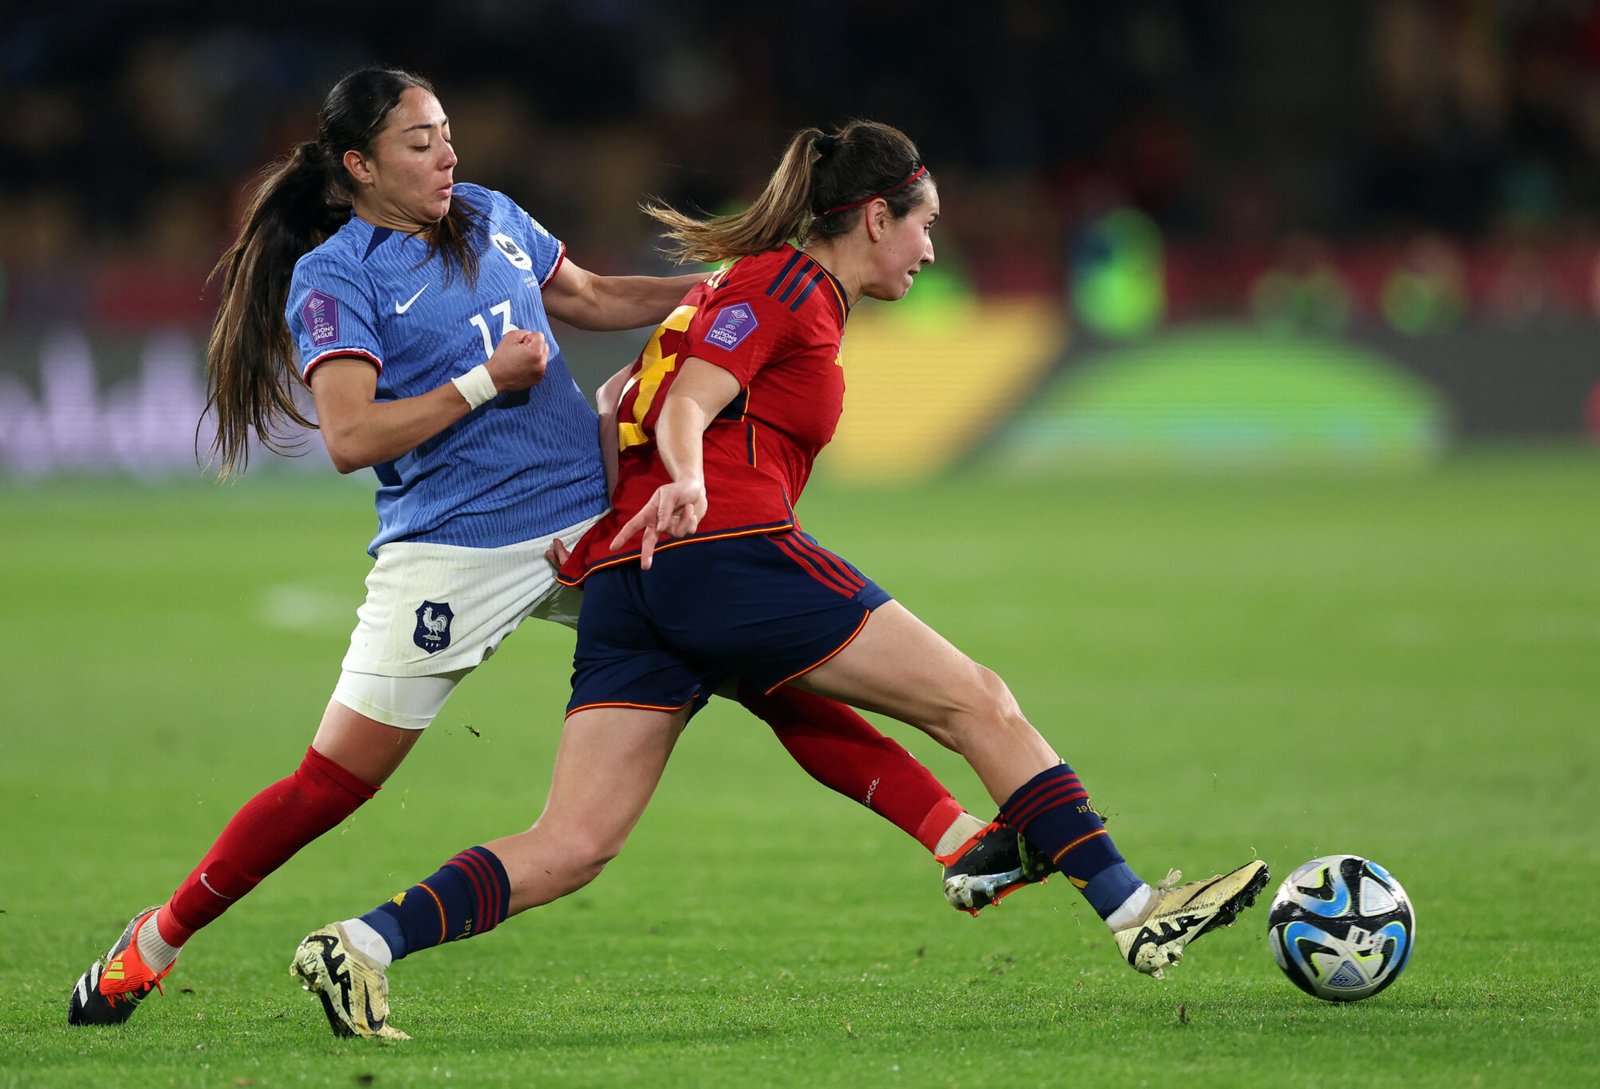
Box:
[414,601,454,653]
[490,232,533,271]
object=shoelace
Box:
[104,975,164,1005]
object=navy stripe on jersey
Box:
[775,269,807,304]
[765,250,807,297]
[768,253,816,305]
[788,268,827,312]
[757,247,849,323]
[817,266,849,323]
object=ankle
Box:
[1105,884,1155,931]
[341,918,395,968]
[932,812,988,859]
[136,909,184,972]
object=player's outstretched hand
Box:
[487,330,549,392]
[610,479,707,570]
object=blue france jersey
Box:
[286,184,609,554]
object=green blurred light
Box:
[1072,208,1166,339]
[1251,268,1351,333]
[1379,265,1467,336]
[990,323,1448,472]
[882,258,976,330]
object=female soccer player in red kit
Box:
[291,117,1268,1040]
[67,70,1041,1032]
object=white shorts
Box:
[331,514,600,729]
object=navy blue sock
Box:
[359,846,511,962]
[999,764,1143,919]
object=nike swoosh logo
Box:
[394,284,429,314]
[199,872,236,900]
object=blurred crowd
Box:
[3,0,1600,331]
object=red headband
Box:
[816,164,928,218]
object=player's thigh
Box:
[535,706,690,852]
[798,600,999,730]
[311,696,430,785]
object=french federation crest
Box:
[414,601,454,653]
[490,232,533,271]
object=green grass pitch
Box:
[1,446,1596,1088]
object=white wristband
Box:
[451,364,498,409]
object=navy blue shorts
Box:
[567,531,892,717]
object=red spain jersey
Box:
[559,245,850,584]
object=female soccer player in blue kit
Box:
[291,118,1270,1040]
[67,68,1037,1030]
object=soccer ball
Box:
[1267,854,1414,1002]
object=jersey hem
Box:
[302,348,384,384]
[542,242,567,288]
[565,698,697,718]
[556,519,797,587]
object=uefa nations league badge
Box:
[704,304,758,350]
[414,601,454,653]
[303,290,340,346]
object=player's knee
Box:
[530,823,624,894]
[566,835,622,887]
[977,665,1028,727]
[942,663,1030,745]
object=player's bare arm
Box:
[594,361,636,495]
[542,258,705,331]
[310,330,546,472]
[609,357,739,566]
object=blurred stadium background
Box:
[2,0,1598,482]
[4,10,1597,1080]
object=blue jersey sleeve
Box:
[287,250,383,380]
[524,214,566,286]
[499,191,566,287]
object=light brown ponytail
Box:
[644,120,928,265]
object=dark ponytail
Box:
[201,67,480,478]
[202,140,345,476]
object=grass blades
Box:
[2,446,1596,1088]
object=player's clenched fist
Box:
[487,329,549,391]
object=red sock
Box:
[159,746,378,944]
[737,681,959,854]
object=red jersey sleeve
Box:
[680,270,803,384]
[557,246,849,587]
